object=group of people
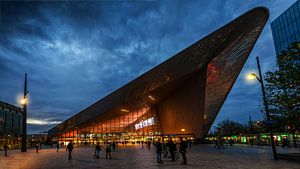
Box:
[141,140,152,150]
[63,138,188,164]
[63,141,117,160]
[103,141,116,159]
[2,138,189,166]
[155,138,188,165]
[214,138,234,149]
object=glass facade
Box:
[271,0,300,55]
[54,106,163,145]
[0,101,23,149]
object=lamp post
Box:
[21,73,28,152]
[247,57,278,160]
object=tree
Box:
[250,120,269,134]
[215,119,246,136]
[264,41,300,147]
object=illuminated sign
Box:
[135,117,154,130]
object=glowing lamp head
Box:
[20,98,27,105]
[246,73,257,81]
[181,128,186,132]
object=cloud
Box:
[27,118,62,125]
[0,0,297,133]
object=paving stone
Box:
[0,144,299,169]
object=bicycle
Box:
[162,148,180,161]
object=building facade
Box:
[271,0,300,55]
[0,101,23,149]
[48,7,269,145]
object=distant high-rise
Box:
[0,101,23,149]
[271,0,300,55]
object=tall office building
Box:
[0,101,23,149]
[271,0,300,55]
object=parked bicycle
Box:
[162,144,180,161]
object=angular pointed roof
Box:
[48,7,269,137]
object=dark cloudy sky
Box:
[0,0,297,134]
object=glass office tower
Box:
[271,1,300,55]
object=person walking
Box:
[220,138,225,149]
[105,142,112,159]
[214,139,220,149]
[66,141,73,160]
[112,141,116,151]
[56,142,60,152]
[168,139,176,161]
[249,138,254,146]
[3,144,8,157]
[179,138,187,165]
[95,142,101,158]
[188,139,192,149]
[155,139,163,163]
[35,143,39,153]
[147,140,151,150]
[282,137,291,148]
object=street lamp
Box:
[247,57,278,160]
[21,73,28,152]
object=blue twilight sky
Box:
[0,0,297,134]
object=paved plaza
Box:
[0,144,299,169]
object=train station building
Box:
[48,7,269,145]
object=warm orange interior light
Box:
[181,128,186,132]
[148,95,155,101]
[121,109,129,112]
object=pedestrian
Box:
[229,139,233,146]
[220,138,225,149]
[95,142,101,158]
[3,144,8,157]
[214,140,220,149]
[249,138,254,146]
[155,138,163,163]
[56,142,60,152]
[142,141,144,149]
[35,143,39,153]
[105,142,112,159]
[282,137,291,148]
[66,141,73,160]
[215,137,223,149]
[188,139,192,149]
[147,140,151,150]
[112,141,116,151]
[179,138,187,165]
[168,139,176,161]
[286,138,291,148]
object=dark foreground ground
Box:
[0,144,299,169]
